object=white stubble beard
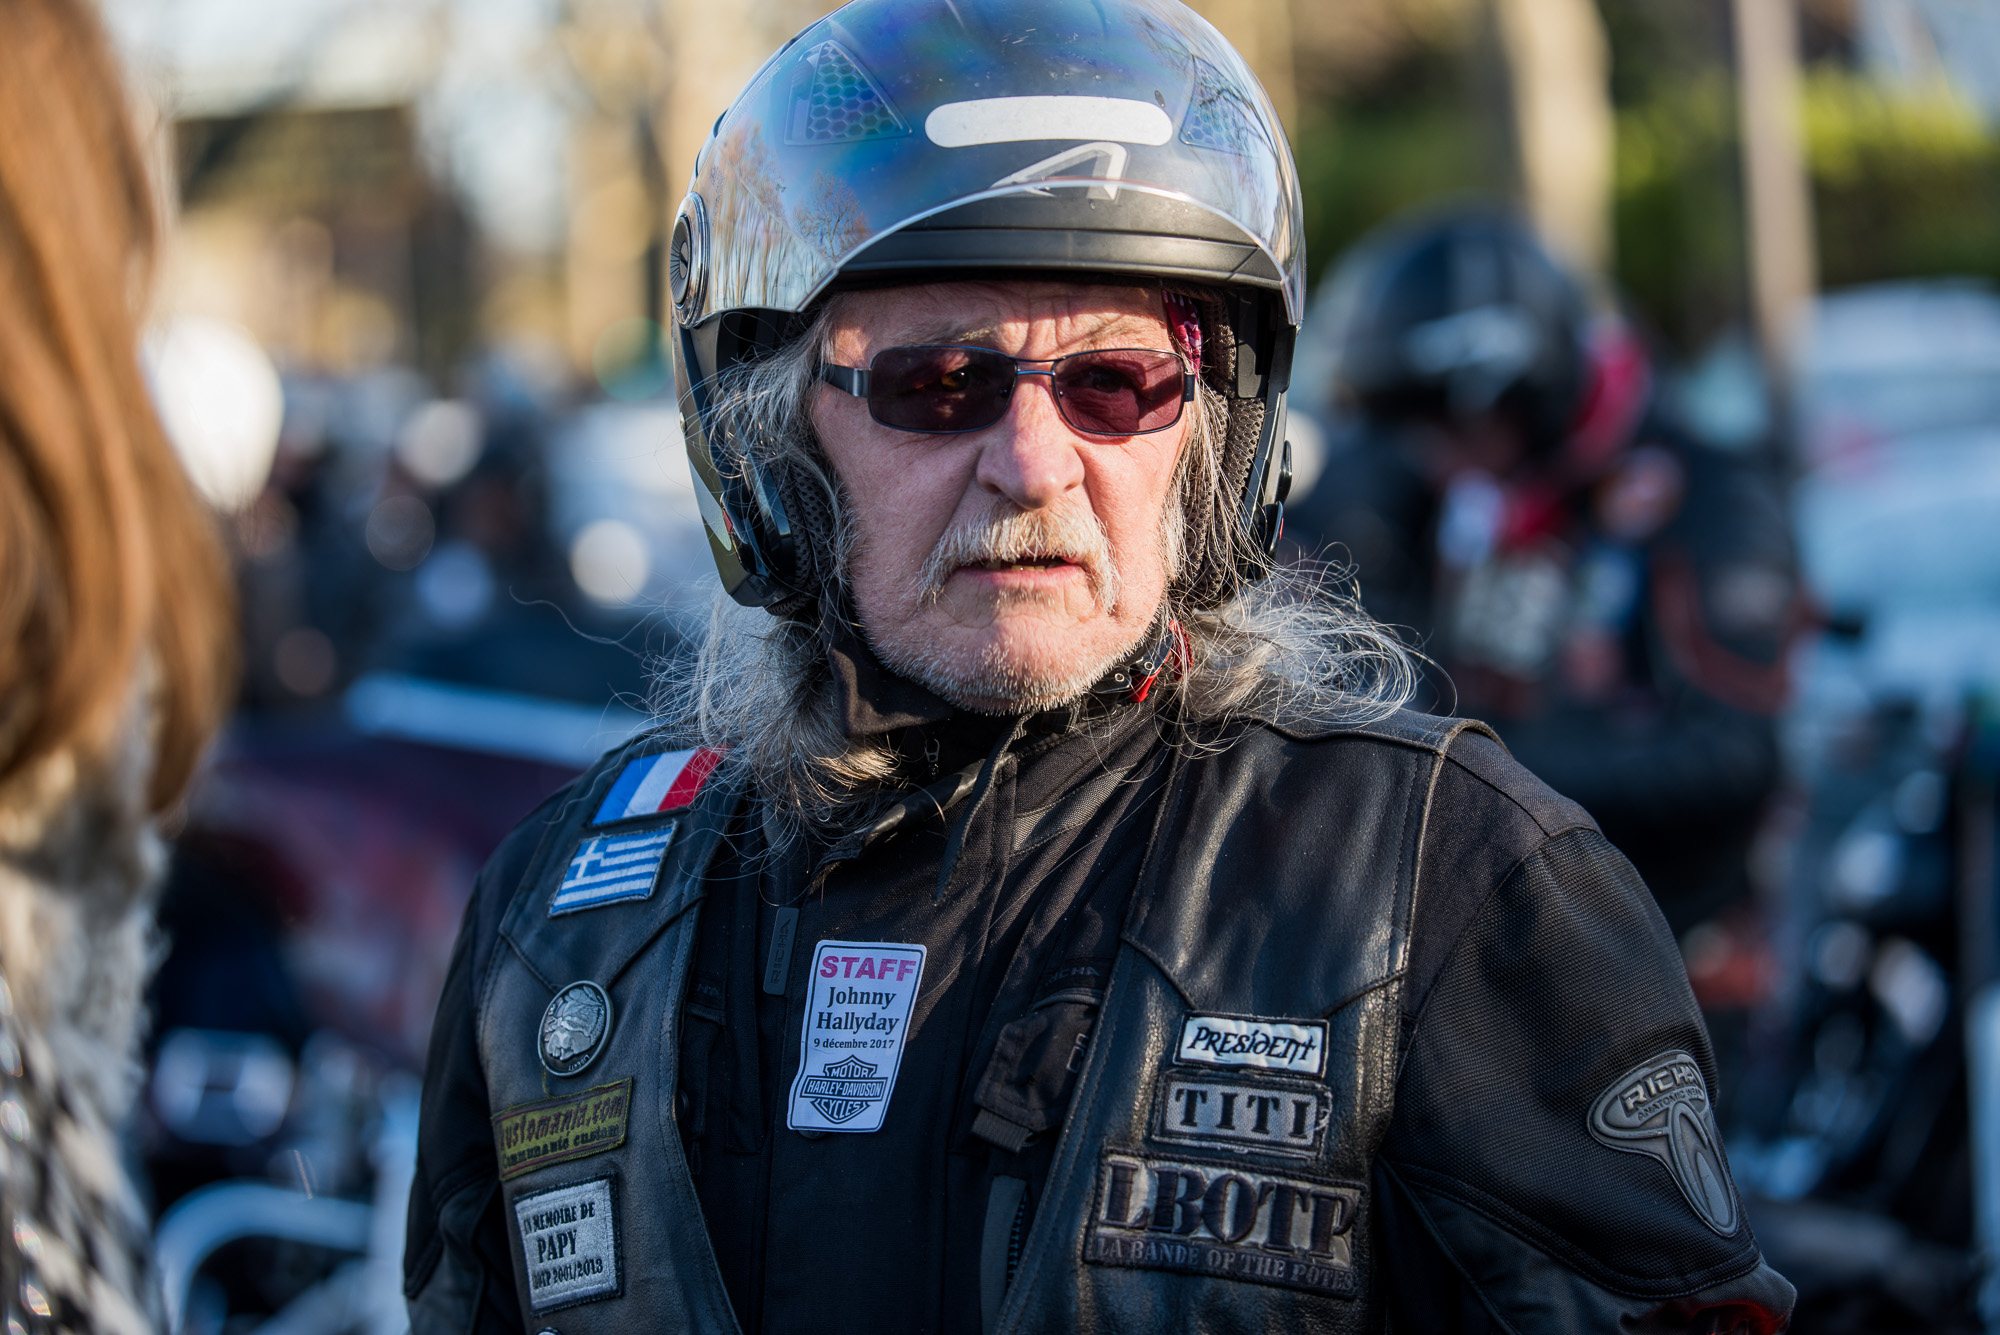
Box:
[871,503,1136,712]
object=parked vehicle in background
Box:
[1727,280,2000,1334]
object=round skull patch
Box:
[539,980,613,1077]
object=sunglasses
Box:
[818,344,1194,437]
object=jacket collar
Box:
[824,615,1182,741]
[824,618,957,738]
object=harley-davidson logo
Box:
[1589,1050,1739,1236]
[802,1055,888,1124]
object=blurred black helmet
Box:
[1319,209,1591,450]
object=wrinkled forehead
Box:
[824,278,1169,353]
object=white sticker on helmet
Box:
[925,96,1173,148]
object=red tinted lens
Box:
[1052,350,1187,435]
[866,345,1015,433]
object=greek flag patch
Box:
[591,747,723,825]
[551,824,677,916]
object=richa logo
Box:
[1589,1049,1739,1236]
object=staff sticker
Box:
[786,940,925,1134]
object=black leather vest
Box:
[475,711,1488,1332]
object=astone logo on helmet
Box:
[1175,1014,1328,1077]
[787,941,925,1134]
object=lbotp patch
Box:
[539,981,613,1078]
[1589,1050,1739,1235]
[1086,1150,1360,1297]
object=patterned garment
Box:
[0,726,165,1335]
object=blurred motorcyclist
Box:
[1291,210,1802,948]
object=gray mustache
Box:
[917,505,1120,611]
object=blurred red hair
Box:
[0,0,235,809]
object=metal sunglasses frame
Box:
[816,344,1196,437]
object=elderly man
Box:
[404,3,1794,1332]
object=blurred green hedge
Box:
[1801,71,2000,290]
[1295,64,2000,356]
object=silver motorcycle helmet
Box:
[670,0,1305,613]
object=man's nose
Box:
[972,373,1086,510]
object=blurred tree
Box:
[1288,0,1499,286]
[554,0,678,375]
[1802,68,2000,289]
[1490,0,1615,280]
[1185,0,1297,129]
[1601,0,2000,356]
[1733,0,1817,377]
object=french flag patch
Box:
[552,824,677,915]
[591,747,723,826]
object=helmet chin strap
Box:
[1088,613,1187,703]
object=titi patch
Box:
[494,1080,631,1182]
[1589,1049,1739,1236]
[514,1176,620,1312]
[1153,1073,1328,1158]
[1086,1150,1361,1297]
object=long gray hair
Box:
[655,292,1417,846]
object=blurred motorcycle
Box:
[1721,282,2000,1334]
[144,682,637,1332]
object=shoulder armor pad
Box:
[1269,706,1501,754]
[1439,729,1597,839]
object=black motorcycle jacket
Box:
[406,675,1795,1333]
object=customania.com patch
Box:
[493,1080,631,1182]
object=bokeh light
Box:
[568,517,651,604]
[146,316,285,511]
